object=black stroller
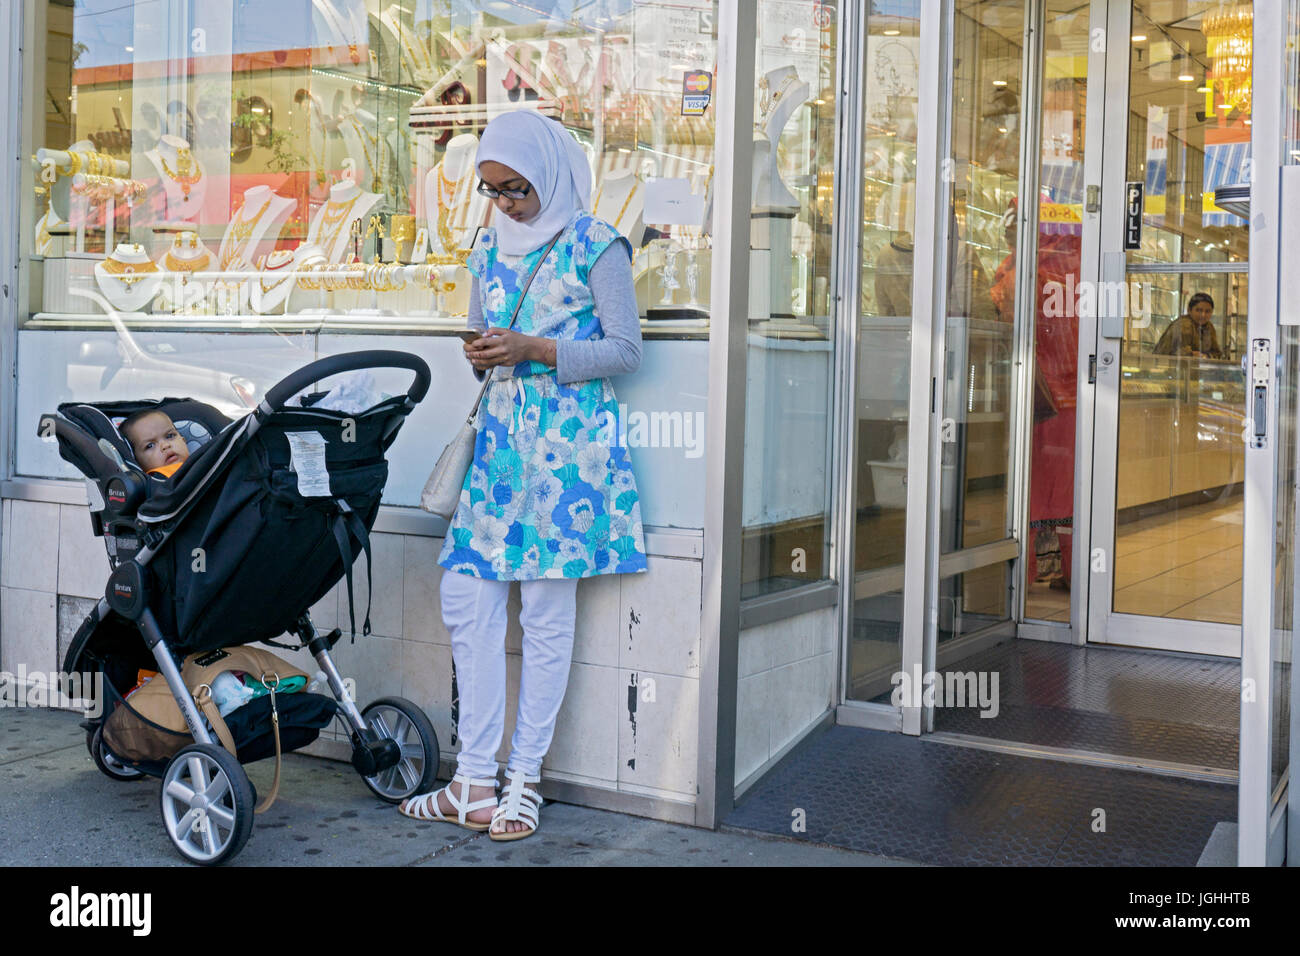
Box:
[48,351,440,865]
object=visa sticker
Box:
[682,70,712,116]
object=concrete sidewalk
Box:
[0,706,908,867]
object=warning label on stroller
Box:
[285,431,330,497]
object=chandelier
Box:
[1203,2,1252,115]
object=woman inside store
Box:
[1153,292,1224,359]
[399,109,647,841]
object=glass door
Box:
[1088,0,1249,656]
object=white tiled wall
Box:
[0,502,704,817]
[735,605,837,787]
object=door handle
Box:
[1250,338,1271,449]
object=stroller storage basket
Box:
[102,676,338,768]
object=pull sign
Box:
[1123,182,1143,249]
[1250,338,1271,449]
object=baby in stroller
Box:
[48,350,443,865]
[119,409,190,478]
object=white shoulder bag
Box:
[420,231,562,518]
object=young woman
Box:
[400,110,647,840]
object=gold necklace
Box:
[436,163,470,253]
[349,118,384,192]
[259,262,294,295]
[594,180,638,230]
[316,193,360,253]
[164,250,210,272]
[221,197,273,270]
[395,17,433,75]
[102,257,159,288]
[158,147,200,198]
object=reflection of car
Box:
[65,288,311,417]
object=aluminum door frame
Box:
[1238,0,1287,868]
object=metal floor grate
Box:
[724,725,1236,866]
[929,640,1240,769]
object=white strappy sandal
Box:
[399,773,498,831]
[489,769,542,842]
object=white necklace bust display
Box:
[425,133,488,256]
[752,65,809,212]
[217,185,296,273]
[306,179,382,264]
[94,243,163,312]
[592,167,644,244]
[144,134,207,224]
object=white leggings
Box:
[439,570,578,780]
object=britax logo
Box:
[49,886,151,936]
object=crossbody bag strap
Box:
[464,230,564,420]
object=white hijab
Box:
[476,110,591,256]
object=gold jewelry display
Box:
[395,16,434,76]
[102,256,160,288]
[315,192,363,254]
[756,71,801,132]
[159,147,201,198]
[347,116,386,192]
[61,151,82,177]
[390,214,415,261]
[164,250,211,272]
[434,163,473,256]
[220,197,273,270]
[257,251,297,296]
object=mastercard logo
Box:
[684,73,711,93]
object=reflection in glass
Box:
[740,0,841,599]
[1111,3,1251,626]
[1023,0,1087,622]
[938,0,1024,565]
[845,2,922,702]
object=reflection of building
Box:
[1,0,1297,870]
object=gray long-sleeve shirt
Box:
[465,241,642,384]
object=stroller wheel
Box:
[89,726,145,782]
[359,697,440,803]
[160,743,254,866]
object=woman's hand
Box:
[466,328,556,371]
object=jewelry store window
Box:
[17,0,718,517]
[740,0,842,599]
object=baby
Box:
[119,410,190,478]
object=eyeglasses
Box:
[476,180,532,200]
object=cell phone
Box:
[457,330,482,345]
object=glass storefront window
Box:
[739,0,840,598]
[19,1,718,514]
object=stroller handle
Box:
[260,350,431,416]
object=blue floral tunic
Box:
[437,212,649,581]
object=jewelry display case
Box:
[23,0,719,336]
